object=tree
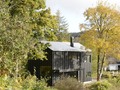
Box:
[80,2,120,81]
[0,0,58,77]
[55,10,69,41]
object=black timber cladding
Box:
[28,41,92,85]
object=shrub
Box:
[108,75,120,90]
[102,72,112,79]
[54,76,83,90]
[89,80,111,90]
[0,75,56,90]
[116,74,120,83]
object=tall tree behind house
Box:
[55,10,70,41]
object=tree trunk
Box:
[99,53,106,79]
[97,49,101,81]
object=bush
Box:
[0,75,56,90]
[54,76,83,90]
[102,72,112,79]
[116,74,120,83]
[108,75,120,90]
[89,80,111,90]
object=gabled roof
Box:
[41,41,91,52]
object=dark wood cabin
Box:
[28,40,92,85]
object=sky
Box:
[46,0,120,32]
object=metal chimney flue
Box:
[70,36,74,47]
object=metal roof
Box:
[41,41,91,52]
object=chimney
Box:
[70,36,74,47]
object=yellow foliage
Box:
[80,1,120,59]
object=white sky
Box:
[46,0,120,32]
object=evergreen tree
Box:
[55,10,69,41]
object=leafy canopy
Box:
[0,0,58,77]
[80,2,120,59]
[80,2,120,80]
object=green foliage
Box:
[0,0,34,77]
[9,0,46,17]
[85,75,120,90]
[91,51,97,77]
[55,10,69,41]
[102,72,112,79]
[107,75,120,90]
[54,77,83,90]
[89,80,111,90]
[0,75,56,90]
[0,0,58,77]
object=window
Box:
[84,55,91,63]
[86,72,91,77]
[54,52,64,69]
[40,66,52,77]
[68,52,80,69]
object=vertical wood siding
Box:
[53,51,80,71]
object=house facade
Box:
[28,41,92,85]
